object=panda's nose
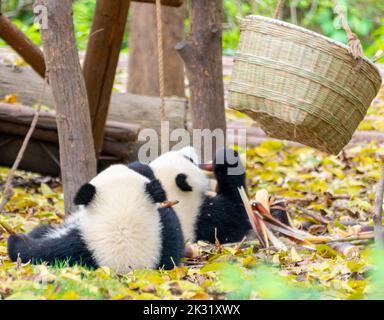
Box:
[199,162,213,172]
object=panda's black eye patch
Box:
[175,174,193,192]
[146,179,167,203]
[74,183,96,206]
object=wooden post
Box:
[38,0,97,214]
[127,2,185,97]
[176,0,226,160]
[83,0,131,157]
[0,13,46,77]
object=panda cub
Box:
[149,147,210,243]
[7,163,184,272]
[149,147,252,244]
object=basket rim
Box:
[243,15,382,80]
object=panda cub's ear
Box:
[74,183,96,206]
[145,179,167,203]
[175,174,193,192]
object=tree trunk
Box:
[38,0,97,215]
[127,2,185,97]
[176,0,226,161]
[83,0,131,157]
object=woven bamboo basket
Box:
[228,15,382,154]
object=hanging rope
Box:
[155,0,167,153]
[332,0,363,61]
[273,0,363,66]
[273,0,285,19]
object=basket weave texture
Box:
[228,15,382,154]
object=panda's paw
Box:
[7,233,30,262]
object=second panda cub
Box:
[7,163,184,272]
[150,147,251,244]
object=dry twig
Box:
[374,167,384,246]
[0,77,47,234]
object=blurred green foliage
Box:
[0,0,383,58]
[222,0,383,58]
[217,263,322,300]
[217,247,384,300]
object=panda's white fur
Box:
[150,148,209,242]
[78,164,162,272]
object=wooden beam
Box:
[0,14,46,77]
[38,0,97,214]
[83,0,131,157]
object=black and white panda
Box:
[7,163,184,272]
[149,147,251,244]
[149,147,210,243]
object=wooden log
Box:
[83,0,131,157]
[0,64,188,132]
[38,0,97,214]
[0,14,46,78]
[228,122,384,147]
[0,103,140,142]
[127,2,185,97]
[0,134,139,177]
[103,140,138,159]
[0,120,57,143]
[0,135,60,176]
[0,119,137,159]
[176,0,226,161]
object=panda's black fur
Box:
[8,226,97,267]
[27,224,55,239]
[7,163,184,271]
[195,148,252,243]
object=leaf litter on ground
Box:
[0,86,384,299]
